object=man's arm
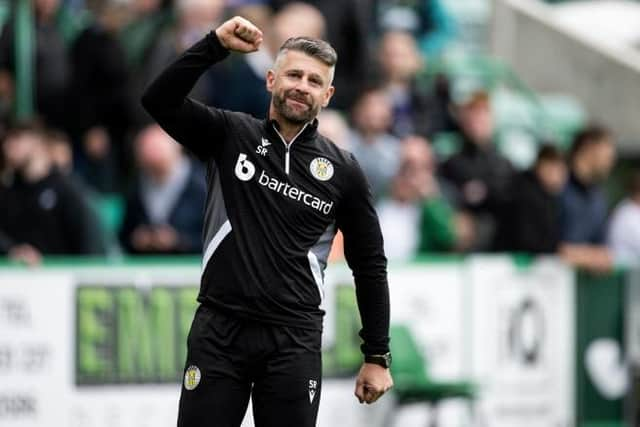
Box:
[141,17,263,160]
[336,154,393,404]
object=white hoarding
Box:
[0,258,574,427]
[469,257,575,427]
[0,272,75,427]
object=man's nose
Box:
[293,79,311,93]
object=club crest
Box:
[309,157,334,181]
[184,365,201,391]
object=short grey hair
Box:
[274,37,338,83]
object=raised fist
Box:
[215,16,263,53]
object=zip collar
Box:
[263,117,319,145]
[271,122,309,175]
[272,122,309,149]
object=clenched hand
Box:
[215,16,263,53]
[354,363,394,404]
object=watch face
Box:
[382,353,392,367]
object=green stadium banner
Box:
[575,270,627,427]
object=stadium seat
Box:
[388,324,476,427]
[95,193,125,235]
[92,193,125,256]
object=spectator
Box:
[608,171,640,265]
[317,109,350,150]
[119,125,206,254]
[377,30,456,138]
[560,125,615,244]
[377,135,472,260]
[0,0,73,129]
[373,0,457,57]
[66,0,132,192]
[349,87,401,200]
[558,124,615,272]
[494,145,567,253]
[44,128,102,197]
[44,129,110,252]
[45,129,74,176]
[440,90,514,250]
[0,122,105,264]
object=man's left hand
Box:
[354,363,393,404]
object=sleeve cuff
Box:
[206,31,231,60]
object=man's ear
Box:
[266,69,275,93]
[322,86,335,108]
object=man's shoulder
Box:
[212,108,264,133]
[314,133,357,167]
[215,108,261,124]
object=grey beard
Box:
[273,93,318,124]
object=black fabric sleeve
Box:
[140,31,231,161]
[336,154,390,356]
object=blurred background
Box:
[1,0,640,425]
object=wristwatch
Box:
[364,352,392,369]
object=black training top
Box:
[141,31,389,355]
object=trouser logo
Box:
[235,153,256,181]
[308,379,318,403]
[184,365,201,390]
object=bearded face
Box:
[272,88,320,124]
[266,50,335,125]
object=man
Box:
[608,171,640,265]
[560,125,615,245]
[0,0,71,130]
[558,124,615,272]
[349,87,401,200]
[269,0,372,111]
[119,125,206,255]
[377,30,456,138]
[210,3,327,119]
[141,16,393,427]
[0,122,104,263]
[440,90,514,250]
[494,145,567,253]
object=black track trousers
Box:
[178,305,322,427]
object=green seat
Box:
[389,324,476,427]
[95,193,125,235]
[431,132,463,161]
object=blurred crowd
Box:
[0,0,638,270]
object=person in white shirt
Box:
[608,171,640,265]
